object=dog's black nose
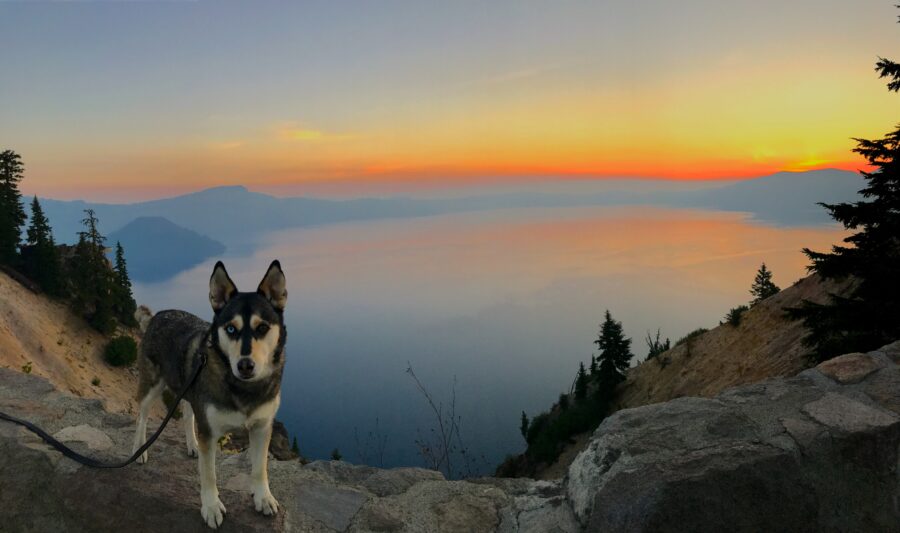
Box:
[237,358,255,377]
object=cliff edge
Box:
[2,341,898,532]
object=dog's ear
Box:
[209,261,238,312]
[257,260,287,311]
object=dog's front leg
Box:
[249,420,279,515]
[197,433,227,529]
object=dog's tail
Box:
[135,305,154,334]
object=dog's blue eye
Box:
[225,325,237,335]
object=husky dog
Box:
[132,260,288,529]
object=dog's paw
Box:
[134,449,148,465]
[200,495,227,529]
[186,444,199,458]
[252,487,279,516]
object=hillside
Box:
[510,272,854,479]
[0,270,144,415]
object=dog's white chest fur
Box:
[205,396,280,435]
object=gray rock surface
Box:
[566,341,900,532]
[2,341,899,532]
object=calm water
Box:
[132,205,845,474]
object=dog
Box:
[132,260,288,529]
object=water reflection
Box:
[133,206,845,472]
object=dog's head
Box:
[208,260,287,382]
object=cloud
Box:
[276,122,354,142]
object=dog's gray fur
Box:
[132,260,288,529]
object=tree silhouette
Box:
[22,196,64,296]
[519,411,529,441]
[788,8,900,362]
[112,241,138,326]
[69,209,116,334]
[750,263,780,305]
[0,150,26,265]
[574,362,588,400]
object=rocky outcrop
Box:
[2,342,899,532]
[567,341,900,532]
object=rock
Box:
[801,392,898,433]
[878,340,900,364]
[52,424,114,451]
[292,479,368,531]
[815,352,883,383]
[2,341,900,532]
[566,343,900,532]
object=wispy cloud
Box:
[457,61,573,90]
[276,122,354,142]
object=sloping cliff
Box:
[2,342,897,532]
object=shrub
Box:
[724,305,749,327]
[21,361,32,374]
[91,377,100,386]
[674,328,708,347]
[104,335,137,367]
[331,448,343,461]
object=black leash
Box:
[0,351,207,469]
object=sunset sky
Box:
[2,0,899,201]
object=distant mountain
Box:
[108,217,225,283]
[674,169,866,225]
[40,168,865,249]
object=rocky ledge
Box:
[1,342,899,532]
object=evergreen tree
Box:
[291,437,300,455]
[519,411,529,440]
[750,263,780,305]
[0,150,27,265]
[788,10,900,362]
[594,310,633,403]
[589,354,597,375]
[69,209,116,334]
[574,362,588,400]
[112,241,138,327]
[22,196,63,296]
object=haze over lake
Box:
[131,204,846,473]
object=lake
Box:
[132,205,845,475]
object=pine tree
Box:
[750,263,780,305]
[69,209,116,334]
[519,411,529,440]
[788,9,900,362]
[112,241,138,327]
[594,310,633,403]
[589,354,597,375]
[574,362,588,400]
[291,437,300,455]
[0,150,27,265]
[22,196,64,296]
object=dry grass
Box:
[0,270,154,416]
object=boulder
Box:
[566,345,900,532]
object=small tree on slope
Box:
[750,263,780,305]
[23,197,64,296]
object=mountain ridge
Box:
[38,169,864,249]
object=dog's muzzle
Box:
[237,357,255,379]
